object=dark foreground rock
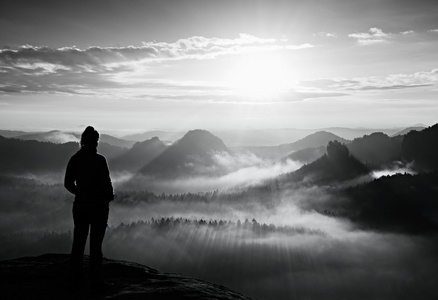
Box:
[0,253,253,300]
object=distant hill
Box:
[241,131,349,159]
[110,137,167,172]
[282,146,326,164]
[122,131,185,143]
[121,127,410,147]
[15,130,78,144]
[402,123,438,171]
[321,127,403,140]
[347,132,402,167]
[97,142,128,160]
[391,126,426,137]
[286,141,369,184]
[285,131,349,152]
[14,130,135,148]
[0,254,253,300]
[0,136,78,174]
[0,136,126,175]
[0,130,28,138]
[99,134,136,148]
[212,128,315,147]
[210,127,408,147]
[139,130,229,178]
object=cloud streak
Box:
[0,34,314,96]
[0,34,312,73]
[299,69,438,93]
[348,27,390,45]
[313,32,338,38]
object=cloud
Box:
[140,35,313,60]
[0,34,314,96]
[299,79,359,89]
[122,153,302,194]
[0,34,312,72]
[400,30,415,35]
[428,29,438,33]
[298,69,438,93]
[348,27,390,45]
[136,89,347,104]
[355,84,433,91]
[313,32,338,38]
[141,34,275,58]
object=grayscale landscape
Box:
[1,1,438,299]
[1,125,438,299]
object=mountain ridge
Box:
[139,130,230,178]
[0,253,253,300]
[240,131,349,159]
[110,137,167,172]
[0,136,126,174]
[13,130,135,149]
[286,140,370,184]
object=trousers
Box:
[70,201,109,283]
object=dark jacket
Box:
[64,146,114,203]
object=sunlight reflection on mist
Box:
[117,157,301,193]
[372,161,417,178]
[2,173,438,300]
[372,168,417,178]
[104,217,438,300]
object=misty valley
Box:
[1,125,438,300]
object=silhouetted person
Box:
[64,126,114,289]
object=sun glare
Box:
[228,53,293,100]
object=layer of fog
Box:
[45,131,78,144]
[372,163,417,178]
[118,151,302,194]
[103,222,437,300]
[107,190,438,300]
[2,174,437,300]
[109,186,351,238]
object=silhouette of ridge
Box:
[0,136,126,174]
[283,131,349,151]
[110,137,167,172]
[139,130,229,177]
[287,141,370,183]
[402,123,438,171]
[241,131,349,159]
[346,132,402,167]
[342,171,438,233]
[391,126,426,137]
[15,130,135,148]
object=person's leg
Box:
[89,203,109,285]
[71,202,90,281]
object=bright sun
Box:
[227,53,293,100]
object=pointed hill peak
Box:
[283,130,349,149]
[110,137,167,172]
[287,141,369,184]
[392,126,426,137]
[139,130,229,178]
[176,129,229,153]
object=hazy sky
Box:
[1,0,437,131]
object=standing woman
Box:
[64,126,114,288]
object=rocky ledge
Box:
[0,253,253,300]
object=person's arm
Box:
[64,156,78,195]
